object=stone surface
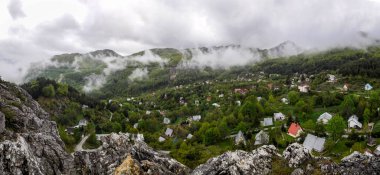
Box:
[320,151,380,174]
[290,168,304,175]
[0,111,4,133]
[283,143,311,168]
[0,81,74,174]
[74,133,190,175]
[192,145,280,175]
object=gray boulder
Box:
[0,81,74,174]
[74,133,190,175]
[0,111,4,133]
[283,143,311,168]
[191,145,280,175]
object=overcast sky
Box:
[1,0,380,82]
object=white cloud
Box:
[7,0,25,20]
[128,68,148,81]
[1,0,380,83]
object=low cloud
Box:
[7,0,26,20]
[128,68,148,81]
[180,46,261,69]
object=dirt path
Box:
[75,135,90,152]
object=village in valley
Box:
[52,70,380,168]
[19,46,380,170]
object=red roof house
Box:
[288,123,303,138]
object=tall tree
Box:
[326,115,346,140]
[340,95,356,118]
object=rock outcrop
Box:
[74,133,190,175]
[283,143,312,168]
[0,81,73,174]
[192,145,280,175]
[321,151,380,174]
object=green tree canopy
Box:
[326,115,346,140]
[42,84,55,97]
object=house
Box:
[234,88,249,95]
[303,134,326,152]
[72,119,88,129]
[165,128,173,137]
[206,96,212,102]
[288,123,303,138]
[254,130,269,145]
[146,111,151,115]
[327,74,337,83]
[317,112,333,124]
[133,123,138,129]
[235,131,246,145]
[159,110,166,116]
[257,97,263,101]
[195,100,200,106]
[348,115,362,129]
[365,83,373,91]
[212,103,220,108]
[65,127,75,135]
[163,117,171,124]
[343,83,349,91]
[281,98,289,104]
[219,94,224,98]
[274,112,286,121]
[236,101,241,106]
[368,122,375,132]
[368,137,377,147]
[158,136,166,142]
[374,145,380,156]
[298,85,310,93]
[262,117,273,126]
[192,115,202,121]
[78,119,88,126]
[187,134,193,139]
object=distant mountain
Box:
[23,42,304,96]
[267,41,303,58]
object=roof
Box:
[163,117,171,124]
[348,115,362,128]
[158,136,166,142]
[254,130,269,145]
[235,131,246,145]
[165,128,173,136]
[274,112,285,120]
[317,112,332,123]
[303,134,325,152]
[263,118,273,126]
[288,123,302,136]
[192,115,201,121]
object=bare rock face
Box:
[74,133,190,175]
[321,151,380,174]
[0,81,73,174]
[283,143,311,168]
[0,111,5,133]
[191,145,280,175]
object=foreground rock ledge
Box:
[74,133,190,175]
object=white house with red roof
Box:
[288,123,303,138]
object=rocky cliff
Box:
[0,80,73,174]
[74,133,190,175]
[0,80,190,175]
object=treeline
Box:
[255,46,380,77]
[21,77,99,107]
